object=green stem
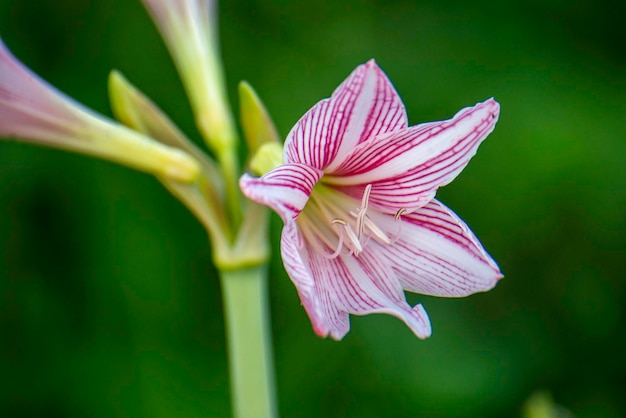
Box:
[218,147,243,230]
[219,265,277,418]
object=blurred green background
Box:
[0,0,624,417]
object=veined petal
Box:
[239,163,323,222]
[281,222,349,339]
[326,98,500,212]
[375,199,502,297]
[282,218,431,340]
[0,39,199,182]
[305,246,432,339]
[284,60,407,170]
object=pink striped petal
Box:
[375,199,502,297]
[280,222,350,337]
[283,216,432,339]
[281,216,432,339]
[304,246,432,339]
[239,163,323,222]
[326,98,500,213]
[284,60,407,170]
[280,222,349,339]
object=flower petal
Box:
[281,213,433,339]
[374,199,502,297]
[305,247,432,339]
[281,222,349,339]
[239,163,323,222]
[284,60,407,170]
[326,98,500,213]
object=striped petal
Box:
[281,208,432,339]
[375,199,502,297]
[295,240,432,340]
[284,60,407,170]
[239,163,323,222]
[326,98,500,213]
[281,222,349,339]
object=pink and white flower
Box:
[240,60,502,340]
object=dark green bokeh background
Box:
[0,0,624,417]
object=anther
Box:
[390,208,407,243]
[395,208,406,221]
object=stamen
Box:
[297,217,345,259]
[305,184,402,259]
[355,184,372,241]
[363,215,392,245]
[333,218,363,256]
[312,219,344,259]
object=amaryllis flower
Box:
[240,60,502,340]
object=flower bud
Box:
[0,39,199,182]
[239,81,280,155]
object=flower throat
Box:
[297,183,404,259]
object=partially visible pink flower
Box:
[240,60,502,340]
[0,38,199,182]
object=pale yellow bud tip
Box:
[162,148,201,182]
[249,142,283,176]
[239,81,281,154]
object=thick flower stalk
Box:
[241,60,503,340]
[0,39,199,182]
